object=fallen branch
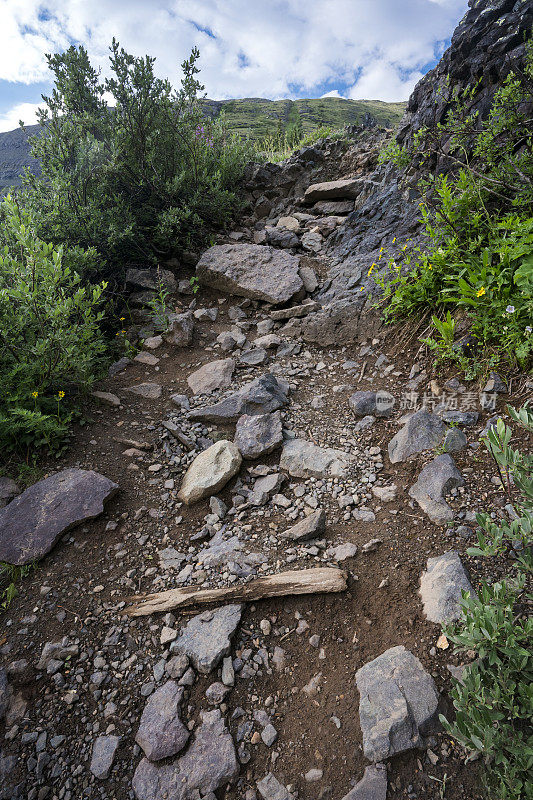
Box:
[121,567,348,617]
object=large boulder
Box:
[234,411,283,459]
[132,709,238,800]
[170,605,242,674]
[0,469,118,565]
[408,454,464,525]
[188,374,288,424]
[280,439,353,478]
[304,178,364,203]
[187,359,235,395]
[178,441,242,505]
[196,243,303,305]
[420,551,476,623]
[355,645,439,762]
[388,409,445,463]
[135,681,189,761]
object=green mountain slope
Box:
[199,97,406,139]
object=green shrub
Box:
[377,41,533,373]
[441,405,533,800]
[20,43,255,280]
[0,196,107,453]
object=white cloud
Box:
[321,90,344,98]
[0,101,42,132]
[0,0,468,118]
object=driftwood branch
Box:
[121,567,348,617]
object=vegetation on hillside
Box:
[377,42,533,377]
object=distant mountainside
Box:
[0,97,405,192]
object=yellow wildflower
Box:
[476,287,486,297]
[120,316,125,321]
[367,263,376,276]
[428,264,433,270]
[31,391,38,398]
[58,391,65,400]
[392,237,396,243]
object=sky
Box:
[0,0,468,132]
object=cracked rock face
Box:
[170,605,243,674]
[132,709,238,800]
[420,551,476,624]
[408,454,464,525]
[196,243,303,305]
[355,645,439,762]
[0,469,118,566]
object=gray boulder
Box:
[349,391,395,418]
[165,311,194,346]
[442,427,467,453]
[408,454,464,525]
[170,605,242,674]
[234,411,283,459]
[178,440,242,505]
[136,681,189,761]
[132,709,238,800]
[282,509,326,541]
[313,200,354,215]
[265,225,299,249]
[188,373,288,424]
[356,645,439,762]
[340,765,387,800]
[90,735,121,780]
[420,551,476,624]
[0,469,118,565]
[126,267,177,293]
[187,358,235,395]
[280,439,353,478]
[196,243,302,305]
[388,409,445,463]
[304,178,363,203]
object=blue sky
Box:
[0,0,468,132]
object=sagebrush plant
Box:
[19,43,255,280]
[0,196,107,453]
[377,41,533,372]
[441,405,533,800]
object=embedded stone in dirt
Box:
[257,772,290,800]
[277,215,300,232]
[303,178,363,203]
[0,469,118,566]
[196,243,302,305]
[280,439,354,478]
[165,311,194,346]
[340,764,387,800]
[126,382,162,400]
[301,230,323,253]
[355,645,439,762]
[282,509,326,541]
[349,390,395,418]
[420,551,476,623]
[188,373,288,424]
[90,735,121,780]
[135,681,189,761]
[187,358,235,395]
[134,351,159,366]
[234,411,283,459]
[126,267,177,293]
[408,454,464,525]
[388,408,445,463]
[239,347,268,366]
[177,440,242,505]
[91,390,121,407]
[132,709,238,800]
[170,605,242,674]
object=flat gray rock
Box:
[196,243,302,305]
[187,358,235,395]
[388,409,445,463]
[420,551,476,623]
[356,645,439,762]
[340,765,387,800]
[90,735,121,780]
[0,469,118,565]
[136,681,189,761]
[304,178,363,203]
[132,709,238,800]
[280,439,353,478]
[408,454,464,525]
[178,440,242,505]
[257,773,290,800]
[349,391,395,418]
[170,605,242,674]
[188,373,288,424]
[283,509,326,541]
[235,411,283,459]
[126,382,162,399]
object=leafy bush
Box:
[0,196,107,453]
[377,42,533,372]
[441,405,533,800]
[20,43,255,279]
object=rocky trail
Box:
[1,60,533,800]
